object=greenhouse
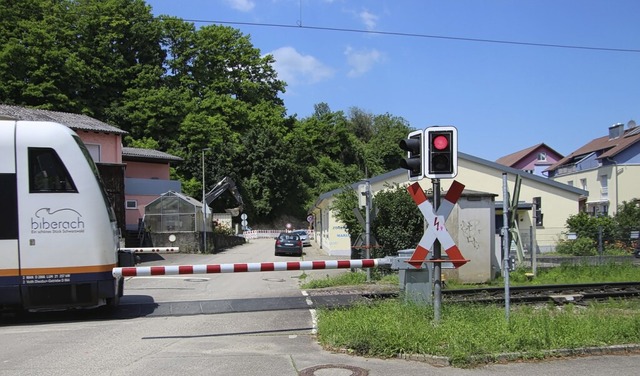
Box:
[144,191,206,233]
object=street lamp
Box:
[202,148,211,252]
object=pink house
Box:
[495,143,564,177]
[122,147,183,233]
[0,105,183,243]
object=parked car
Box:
[292,230,311,247]
[275,232,303,257]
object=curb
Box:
[400,343,640,367]
[329,343,640,368]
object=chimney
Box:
[609,123,624,139]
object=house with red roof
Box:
[546,122,640,216]
[495,143,564,177]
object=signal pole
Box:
[432,178,442,323]
[365,179,371,282]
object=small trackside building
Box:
[311,152,586,278]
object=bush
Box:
[565,212,616,243]
[555,237,596,256]
[604,240,632,255]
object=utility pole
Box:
[502,173,511,322]
[202,148,211,252]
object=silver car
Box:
[292,230,311,247]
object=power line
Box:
[178,18,640,54]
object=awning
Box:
[586,199,609,204]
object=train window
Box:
[29,148,78,193]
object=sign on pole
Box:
[406,180,468,268]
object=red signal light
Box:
[433,135,449,150]
[425,126,458,179]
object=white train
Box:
[0,120,129,311]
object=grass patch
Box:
[317,299,640,367]
[307,263,640,366]
[301,262,640,290]
[300,269,398,289]
[501,262,640,286]
[302,271,368,289]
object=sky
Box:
[145,0,640,162]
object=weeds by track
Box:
[356,282,640,305]
[442,282,640,304]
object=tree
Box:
[565,212,616,244]
[331,183,423,259]
[0,1,413,226]
[371,184,423,258]
[0,0,164,118]
[614,199,640,247]
[330,187,363,239]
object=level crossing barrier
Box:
[120,247,180,253]
[241,229,313,240]
[112,258,389,278]
[241,230,281,239]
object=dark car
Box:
[275,232,303,257]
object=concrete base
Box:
[400,267,432,305]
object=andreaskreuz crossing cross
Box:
[406,180,468,269]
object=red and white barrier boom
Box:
[112,258,386,278]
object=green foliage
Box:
[316,299,640,367]
[0,0,164,118]
[555,237,597,256]
[614,199,640,247]
[330,183,423,258]
[561,200,640,253]
[372,184,423,258]
[302,271,367,289]
[212,222,235,236]
[496,262,640,285]
[565,212,616,243]
[313,262,640,289]
[330,188,363,239]
[0,1,412,226]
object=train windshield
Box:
[72,135,117,223]
[29,148,78,193]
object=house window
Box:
[580,178,587,191]
[126,200,138,209]
[600,175,608,198]
[567,180,574,187]
[537,152,547,161]
[85,143,101,162]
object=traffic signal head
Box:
[425,126,458,179]
[399,130,424,181]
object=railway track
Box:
[356,282,640,305]
[444,282,640,304]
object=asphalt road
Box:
[1,238,639,375]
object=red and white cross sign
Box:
[406,180,468,269]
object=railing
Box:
[241,230,283,240]
[241,229,313,240]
